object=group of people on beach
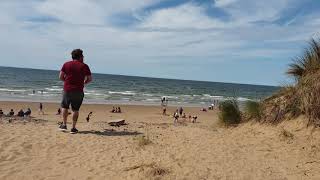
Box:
[0,108,32,119]
[110,106,122,113]
[160,97,198,124]
[173,107,198,124]
[0,102,46,121]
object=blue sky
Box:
[0,0,320,86]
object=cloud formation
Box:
[0,0,319,85]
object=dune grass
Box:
[244,101,261,120]
[218,100,241,126]
[261,38,320,125]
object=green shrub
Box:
[244,101,261,119]
[218,100,241,125]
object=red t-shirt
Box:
[61,60,91,92]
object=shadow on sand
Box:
[78,129,142,136]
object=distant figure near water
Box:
[38,103,44,115]
[173,110,179,124]
[58,49,92,134]
[179,107,183,116]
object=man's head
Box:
[71,49,84,61]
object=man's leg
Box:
[72,111,79,129]
[62,108,68,125]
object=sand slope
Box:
[0,102,320,180]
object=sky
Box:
[0,0,320,86]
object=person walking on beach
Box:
[58,49,92,134]
[38,103,44,115]
[179,107,183,116]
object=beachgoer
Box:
[162,107,167,115]
[161,97,166,106]
[8,109,14,116]
[201,108,207,112]
[192,116,198,123]
[86,112,93,122]
[38,103,44,115]
[111,106,115,113]
[182,113,186,118]
[58,49,92,134]
[17,109,24,117]
[173,110,179,124]
[179,107,183,116]
[24,108,31,117]
[117,107,122,113]
[0,109,3,116]
[56,108,61,115]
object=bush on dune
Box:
[218,100,241,125]
[244,101,261,120]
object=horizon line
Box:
[0,65,279,88]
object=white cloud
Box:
[214,0,290,24]
[215,0,239,7]
[36,0,105,25]
[140,3,225,29]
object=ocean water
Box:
[0,66,279,106]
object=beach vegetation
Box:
[218,100,241,125]
[261,38,320,125]
[244,100,261,120]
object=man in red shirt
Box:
[59,49,92,134]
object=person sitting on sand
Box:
[17,109,24,117]
[56,108,61,115]
[188,115,192,122]
[111,106,115,113]
[117,107,121,113]
[201,108,207,112]
[86,112,93,122]
[182,113,186,118]
[24,108,31,117]
[0,109,3,116]
[8,109,14,116]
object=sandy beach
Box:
[0,101,320,180]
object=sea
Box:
[0,66,279,107]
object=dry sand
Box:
[0,101,320,180]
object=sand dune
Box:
[0,101,320,180]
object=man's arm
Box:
[84,75,92,84]
[59,71,66,81]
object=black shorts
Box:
[61,91,84,111]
